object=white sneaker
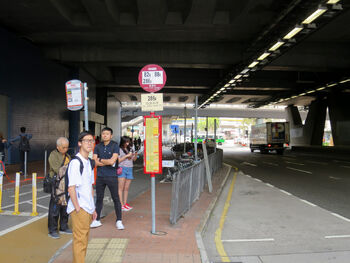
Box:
[116,220,124,230]
[90,220,102,228]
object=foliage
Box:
[198,118,220,132]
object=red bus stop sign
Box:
[138,64,167,93]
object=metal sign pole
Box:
[183,106,187,154]
[83,83,89,131]
[151,173,156,234]
[195,96,198,161]
[214,119,217,152]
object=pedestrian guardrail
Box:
[170,149,223,224]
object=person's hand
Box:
[127,152,133,159]
[1,139,6,143]
[92,210,97,221]
[75,207,81,213]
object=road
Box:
[203,144,350,263]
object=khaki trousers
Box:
[71,209,92,263]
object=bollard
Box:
[24,151,27,179]
[12,172,20,215]
[31,173,38,216]
[0,171,3,213]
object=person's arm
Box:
[68,186,81,212]
[92,188,97,220]
[26,134,33,140]
[8,135,20,143]
[132,152,138,161]
[48,151,62,175]
[118,152,132,163]
[93,153,105,167]
[100,153,119,166]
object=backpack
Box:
[58,155,95,204]
[19,135,30,152]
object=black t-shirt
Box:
[93,141,120,177]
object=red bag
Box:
[117,167,122,175]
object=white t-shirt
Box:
[67,153,95,215]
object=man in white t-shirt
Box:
[67,131,97,263]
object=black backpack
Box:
[63,155,95,203]
[19,135,30,152]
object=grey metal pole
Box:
[151,176,156,234]
[184,106,187,154]
[206,116,208,142]
[44,150,47,176]
[24,151,27,179]
[83,83,89,131]
[214,119,217,153]
[195,96,198,161]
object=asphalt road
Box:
[223,145,350,219]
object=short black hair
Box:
[20,127,26,133]
[78,131,94,142]
[101,127,113,134]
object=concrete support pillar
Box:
[285,100,326,146]
[68,68,80,153]
[107,96,121,144]
[328,93,350,146]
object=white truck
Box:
[249,122,290,154]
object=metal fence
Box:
[170,149,223,224]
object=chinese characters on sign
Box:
[65,79,83,111]
[138,64,167,93]
[144,116,162,174]
[141,93,163,112]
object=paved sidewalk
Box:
[53,165,230,263]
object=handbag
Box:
[43,174,55,193]
[117,167,122,175]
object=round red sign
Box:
[138,64,167,93]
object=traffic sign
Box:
[138,64,167,93]
[141,93,163,112]
[170,125,179,134]
[65,79,83,111]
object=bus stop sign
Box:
[138,64,167,93]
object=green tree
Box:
[198,118,220,132]
[239,118,256,131]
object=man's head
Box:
[78,131,94,153]
[20,127,26,133]
[101,127,113,143]
[56,137,69,155]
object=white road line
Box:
[9,188,43,198]
[286,167,312,174]
[265,183,274,188]
[285,161,305,166]
[241,162,257,167]
[262,162,278,166]
[0,213,48,237]
[306,160,327,165]
[222,238,274,243]
[245,174,252,178]
[340,165,350,169]
[279,190,292,196]
[325,235,350,239]
[0,211,32,216]
[329,176,341,180]
[26,201,49,210]
[300,199,317,207]
[254,178,262,183]
[333,160,350,164]
[331,213,350,222]
[1,194,50,209]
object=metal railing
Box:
[170,149,223,224]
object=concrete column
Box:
[68,68,80,154]
[328,93,350,146]
[107,96,121,144]
[285,100,327,146]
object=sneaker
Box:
[125,203,133,210]
[90,220,102,228]
[116,220,124,230]
[48,232,60,239]
[122,205,130,212]
[60,229,73,234]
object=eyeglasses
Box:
[82,139,95,144]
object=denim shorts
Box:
[118,167,134,180]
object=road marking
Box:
[331,213,350,222]
[306,160,327,165]
[300,199,317,207]
[285,161,305,166]
[340,165,350,169]
[1,194,50,209]
[325,235,350,239]
[245,174,252,178]
[329,176,341,180]
[0,211,32,216]
[26,201,48,210]
[134,168,144,172]
[10,188,43,198]
[286,167,312,174]
[0,213,48,237]
[279,190,292,196]
[241,162,257,167]
[265,183,274,188]
[262,161,278,166]
[333,160,350,164]
[254,178,262,183]
[215,170,237,262]
[222,238,274,243]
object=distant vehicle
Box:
[249,122,290,155]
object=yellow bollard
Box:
[0,171,3,213]
[30,173,38,216]
[12,172,20,215]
